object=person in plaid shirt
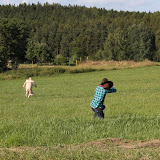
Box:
[90,78,117,119]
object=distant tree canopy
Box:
[0,18,29,70]
[0,3,160,71]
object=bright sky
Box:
[0,0,159,13]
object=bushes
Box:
[0,67,97,80]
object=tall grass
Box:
[0,66,98,80]
[0,66,160,148]
[0,60,158,80]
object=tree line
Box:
[0,3,160,71]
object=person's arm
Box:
[33,82,37,88]
[107,87,117,93]
[23,81,26,88]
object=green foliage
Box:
[1,3,160,72]
[53,54,67,65]
[103,31,127,61]
[26,40,51,63]
[127,22,155,61]
[0,36,8,71]
[154,30,160,61]
[153,50,160,61]
[0,18,29,70]
[94,50,105,60]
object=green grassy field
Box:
[0,66,160,159]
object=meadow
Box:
[0,64,160,159]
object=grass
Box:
[0,65,160,159]
[0,141,160,160]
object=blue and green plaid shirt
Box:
[90,86,117,109]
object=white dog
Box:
[23,77,37,98]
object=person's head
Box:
[28,77,32,80]
[101,78,108,85]
[102,81,113,90]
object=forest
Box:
[0,2,160,71]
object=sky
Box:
[0,0,160,13]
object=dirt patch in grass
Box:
[75,138,160,149]
[1,139,160,160]
[1,138,160,153]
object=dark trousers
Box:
[91,106,105,119]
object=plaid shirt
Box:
[90,86,117,109]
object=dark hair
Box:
[102,81,113,89]
[101,78,108,85]
[108,81,113,89]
